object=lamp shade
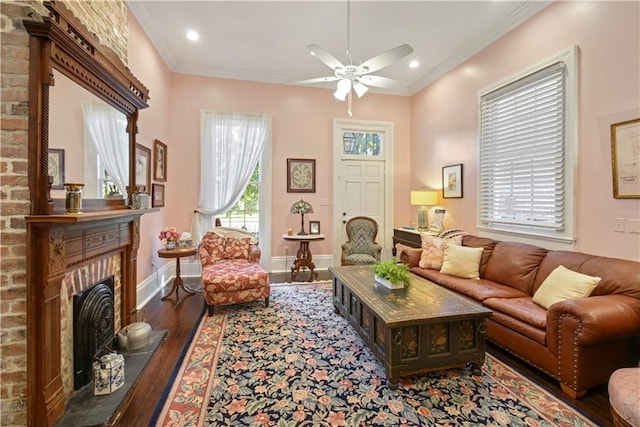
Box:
[290,199,313,214]
[411,190,438,206]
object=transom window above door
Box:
[342,131,384,156]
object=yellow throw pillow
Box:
[439,244,484,280]
[532,265,601,309]
[419,235,462,270]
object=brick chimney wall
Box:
[0,2,128,425]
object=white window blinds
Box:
[479,61,566,232]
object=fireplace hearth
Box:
[73,276,115,390]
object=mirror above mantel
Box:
[24,0,149,215]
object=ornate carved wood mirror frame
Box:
[24,0,149,215]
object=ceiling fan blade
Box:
[358,75,407,90]
[359,44,414,74]
[292,76,340,85]
[306,44,344,70]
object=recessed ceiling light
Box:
[409,60,419,69]
[186,30,199,41]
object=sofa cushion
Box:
[532,265,600,309]
[483,242,548,295]
[461,235,498,277]
[202,259,269,292]
[532,251,593,293]
[580,256,640,299]
[414,269,529,301]
[483,297,547,330]
[440,244,484,279]
[488,311,547,346]
[419,235,462,270]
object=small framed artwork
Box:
[48,149,65,190]
[430,208,446,233]
[153,139,167,182]
[287,158,316,193]
[152,183,165,207]
[309,220,321,234]
[611,118,640,199]
[135,143,151,193]
[442,164,463,199]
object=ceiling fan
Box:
[295,1,414,115]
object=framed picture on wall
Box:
[152,183,165,207]
[135,143,151,193]
[287,158,316,193]
[154,139,167,182]
[48,148,65,190]
[442,164,463,198]
[611,118,640,198]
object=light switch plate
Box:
[627,218,640,234]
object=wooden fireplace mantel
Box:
[26,209,152,425]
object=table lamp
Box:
[290,199,314,235]
[410,190,438,230]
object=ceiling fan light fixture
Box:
[337,78,352,93]
[353,81,369,98]
[333,88,348,101]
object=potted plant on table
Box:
[373,259,410,289]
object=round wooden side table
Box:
[283,233,325,282]
[157,246,198,301]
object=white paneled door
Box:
[333,120,394,263]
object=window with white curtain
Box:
[478,47,577,245]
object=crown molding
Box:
[407,1,553,95]
[128,1,177,70]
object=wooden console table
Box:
[283,234,325,282]
[392,228,422,256]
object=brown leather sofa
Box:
[400,235,640,398]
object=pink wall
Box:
[127,9,175,278]
[167,76,412,257]
[410,1,640,261]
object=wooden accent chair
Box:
[341,216,383,266]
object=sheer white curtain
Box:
[192,110,271,241]
[81,102,129,196]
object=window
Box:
[478,47,577,244]
[342,131,383,156]
[217,163,260,236]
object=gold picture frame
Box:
[611,118,640,199]
[154,139,167,182]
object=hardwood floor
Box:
[114,272,612,426]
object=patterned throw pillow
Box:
[224,237,252,260]
[199,233,226,265]
[419,234,463,270]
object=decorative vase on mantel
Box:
[165,240,176,250]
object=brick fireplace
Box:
[26,212,144,425]
[61,258,121,395]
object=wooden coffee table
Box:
[329,265,492,388]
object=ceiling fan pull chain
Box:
[346,0,351,63]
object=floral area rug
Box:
[153,282,597,427]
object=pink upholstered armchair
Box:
[199,228,270,316]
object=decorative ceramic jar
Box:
[165,240,176,250]
[93,352,124,395]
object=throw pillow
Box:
[419,235,462,270]
[532,265,601,309]
[439,244,484,279]
[224,236,252,260]
[200,233,226,265]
